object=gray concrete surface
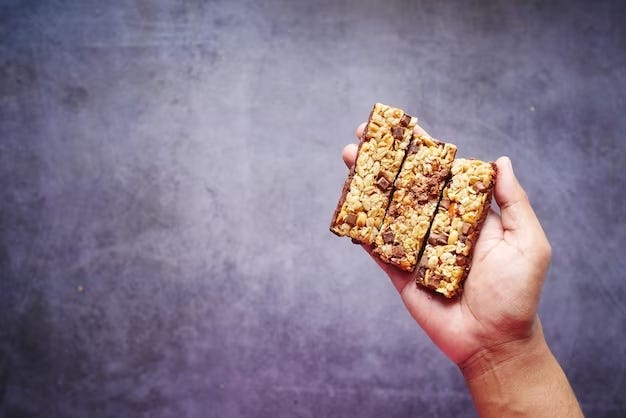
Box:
[1,0,625,417]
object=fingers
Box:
[472,209,503,255]
[494,156,533,231]
[362,243,461,341]
[356,122,366,140]
[342,144,358,168]
[494,157,550,255]
[413,123,432,139]
[360,244,414,293]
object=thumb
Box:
[494,156,549,254]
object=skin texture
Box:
[342,123,583,417]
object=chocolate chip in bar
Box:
[376,176,391,191]
[392,126,404,140]
[428,233,448,246]
[386,203,398,217]
[382,229,395,244]
[392,245,405,258]
[411,183,430,204]
[416,194,429,204]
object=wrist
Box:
[459,319,549,382]
[459,320,583,417]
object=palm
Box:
[392,208,547,364]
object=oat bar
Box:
[330,103,417,244]
[373,136,457,271]
[416,159,497,298]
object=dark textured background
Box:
[1,0,625,417]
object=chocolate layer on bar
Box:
[330,103,416,244]
[373,136,457,271]
[415,159,496,298]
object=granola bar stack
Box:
[330,103,496,298]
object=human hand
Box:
[341,121,583,416]
[341,122,552,369]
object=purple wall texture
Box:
[1,0,625,417]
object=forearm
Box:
[460,321,583,417]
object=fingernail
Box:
[503,156,513,172]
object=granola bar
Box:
[415,159,497,298]
[330,103,417,244]
[373,136,457,271]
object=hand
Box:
[342,122,582,416]
[341,122,552,367]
